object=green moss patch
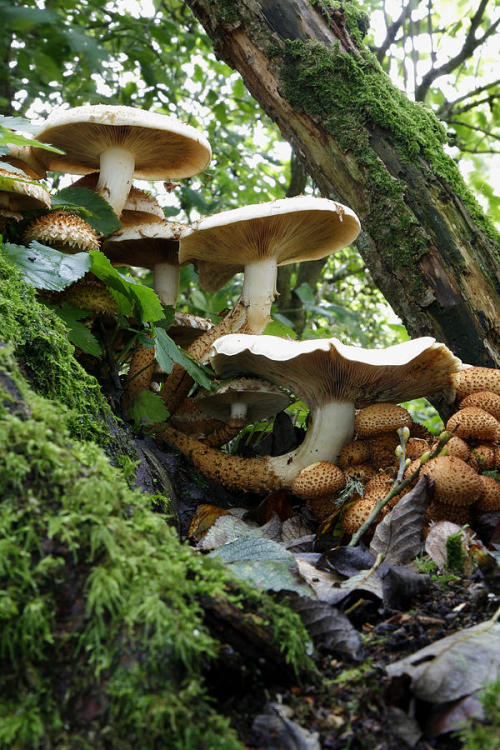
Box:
[0,349,311,747]
[0,251,112,443]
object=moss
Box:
[455,680,500,750]
[277,35,500,291]
[0,251,112,444]
[0,348,312,747]
[215,0,241,26]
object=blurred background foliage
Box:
[1,0,498,354]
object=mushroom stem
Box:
[153,262,180,306]
[269,400,355,485]
[155,400,355,493]
[230,401,248,420]
[97,145,135,217]
[241,258,278,333]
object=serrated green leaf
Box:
[264,318,297,339]
[154,327,214,390]
[128,390,169,427]
[2,241,91,290]
[52,187,121,236]
[89,249,164,323]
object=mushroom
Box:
[291,461,345,500]
[420,456,482,506]
[179,196,361,333]
[32,104,211,216]
[475,475,500,513]
[446,406,500,441]
[72,172,165,224]
[195,377,291,424]
[2,144,47,179]
[459,391,500,421]
[452,367,500,400]
[103,217,188,305]
[354,403,412,437]
[24,210,100,253]
[155,334,461,493]
[0,167,50,224]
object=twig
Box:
[348,429,454,547]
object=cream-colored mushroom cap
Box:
[291,461,345,499]
[103,219,187,268]
[195,377,291,423]
[0,168,51,214]
[168,312,213,350]
[180,195,360,279]
[210,334,461,411]
[354,403,412,437]
[421,455,482,506]
[34,104,211,179]
[33,105,211,217]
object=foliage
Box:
[0,334,312,747]
[456,680,500,750]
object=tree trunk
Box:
[184,0,500,367]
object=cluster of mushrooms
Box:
[3,104,499,538]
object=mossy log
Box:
[185,0,500,367]
[0,255,313,748]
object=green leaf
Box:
[2,241,91,290]
[47,302,101,356]
[128,390,169,427]
[52,187,121,236]
[264,318,297,339]
[209,535,313,595]
[154,327,214,390]
[89,250,164,323]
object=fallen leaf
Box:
[288,595,364,661]
[386,616,500,703]
[369,475,431,564]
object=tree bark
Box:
[184,0,500,367]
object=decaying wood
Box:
[185,0,500,367]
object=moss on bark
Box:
[0,255,313,747]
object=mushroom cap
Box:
[33,104,211,179]
[168,312,213,349]
[179,196,361,285]
[368,433,400,470]
[354,403,412,437]
[469,443,498,472]
[338,440,371,467]
[343,463,377,483]
[421,455,482,506]
[103,218,188,268]
[195,377,291,423]
[0,168,51,211]
[341,495,376,535]
[439,435,470,462]
[406,438,431,461]
[460,391,500,421]
[73,173,165,220]
[24,210,100,252]
[452,367,500,400]
[291,461,345,499]
[210,334,462,412]
[426,500,471,525]
[476,475,500,512]
[2,145,47,179]
[446,406,500,441]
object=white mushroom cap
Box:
[34,105,211,179]
[180,196,360,268]
[179,196,360,331]
[195,377,291,422]
[0,168,51,216]
[210,334,462,411]
[32,105,211,216]
[103,218,188,305]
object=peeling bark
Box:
[185,0,500,366]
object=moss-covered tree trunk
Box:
[185,0,500,367]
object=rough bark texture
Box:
[185,0,500,367]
